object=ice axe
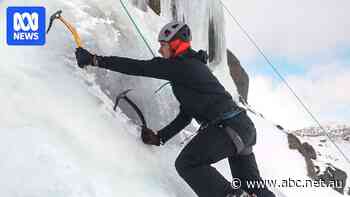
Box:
[113,89,147,128]
[46,10,82,47]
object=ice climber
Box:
[75,21,276,197]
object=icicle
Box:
[208,0,226,68]
[163,0,226,69]
[130,0,148,12]
[160,0,172,20]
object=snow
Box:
[0,0,348,196]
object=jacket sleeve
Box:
[96,55,177,81]
[158,108,192,144]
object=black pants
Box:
[175,124,275,197]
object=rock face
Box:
[344,135,350,141]
[148,0,161,15]
[293,124,350,139]
[287,134,316,177]
[287,133,302,150]
[301,142,317,160]
[147,0,176,19]
[130,0,161,16]
[287,133,348,194]
[318,165,347,194]
[226,49,249,102]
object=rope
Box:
[153,81,171,94]
[238,96,288,134]
[220,0,350,165]
[119,0,171,94]
[119,0,156,57]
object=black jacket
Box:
[96,49,240,143]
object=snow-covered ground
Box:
[296,134,350,181]
[0,0,348,196]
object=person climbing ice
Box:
[75,21,276,197]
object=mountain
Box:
[292,124,350,140]
[290,125,350,195]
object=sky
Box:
[223,0,350,130]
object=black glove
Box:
[141,126,161,146]
[75,47,96,68]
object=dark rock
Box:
[301,149,348,195]
[287,133,302,150]
[317,164,347,194]
[226,49,249,102]
[344,135,350,141]
[148,0,160,15]
[300,142,317,160]
[306,159,317,178]
[286,134,316,179]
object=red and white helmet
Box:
[158,21,192,42]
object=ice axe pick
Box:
[46,10,82,47]
[113,89,147,128]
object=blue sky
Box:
[246,55,307,78]
[241,48,350,129]
[245,46,350,81]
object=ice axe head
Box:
[113,89,147,127]
[113,89,132,111]
[46,10,63,34]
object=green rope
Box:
[119,0,156,57]
[119,0,171,95]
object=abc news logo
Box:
[13,12,40,39]
[7,7,46,45]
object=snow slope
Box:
[0,0,347,196]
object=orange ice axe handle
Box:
[47,10,82,48]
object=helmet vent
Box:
[164,29,172,37]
